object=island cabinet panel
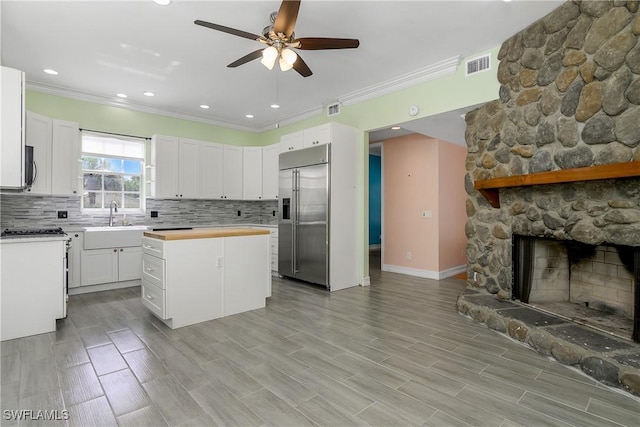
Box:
[141,229,269,329]
[223,235,271,316]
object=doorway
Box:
[369,142,382,272]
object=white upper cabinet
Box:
[0,66,26,189]
[25,112,80,196]
[223,145,243,199]
[151,135,179,198]
[177,138,199,199]
[303,123,331,147]
[281,123,333,153]
[152,136,248,200]
[152,136,200,199]
[262,143,280,200]
[25,112,52,194]
[51,119,80,195]
[242,147,263,200]
[280,131,303,152]
[200,142,224,199]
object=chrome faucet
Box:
[109,201,118,226]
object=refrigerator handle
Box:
[292,169,298,273]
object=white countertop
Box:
[0,235,69,243]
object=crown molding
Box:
[25,81,259,133]
[337,55,461,106]
[257,105,325,133]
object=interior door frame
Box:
[369,142,384,268]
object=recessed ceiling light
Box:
[391,126,401,130]
[43,68,58,75]
[143,91,155,97]
[270,104,280,109]
[245,114,254,119]
[200,104,210,109]
[116,93,128,98]
[152,0,171,5]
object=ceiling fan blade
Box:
[292,54,312,77]
[194,20,264,42]
[273,0,301,38]
[227,50,264,68]
[295,37,360,50]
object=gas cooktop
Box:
[1,227,67,238]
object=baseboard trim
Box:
[381,264,466,280]
[69,280,140,295]
[360,276,371,287]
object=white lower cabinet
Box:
[141,279,165,319]
[119,247,143,281]
[81,246,142,286]
[1,237,67,341]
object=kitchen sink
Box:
[83,225,150,249]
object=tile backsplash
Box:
[0,194,278,229]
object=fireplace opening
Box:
[512,235,640,343]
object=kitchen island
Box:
[141,228,271,329]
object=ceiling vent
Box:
[327,102,341,117]
[465,54,491,76]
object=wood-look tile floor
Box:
[2,257,640,426]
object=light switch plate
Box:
[422,210,432,219]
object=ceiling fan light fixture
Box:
[279,56,293,72]
[261,46,278,70]
[279,48,297,71]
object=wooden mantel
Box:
[474,161,640,208]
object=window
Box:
[81,132,145,211]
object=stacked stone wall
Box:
[465,0,640,293]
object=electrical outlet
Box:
[216,256,223,267]
[406,251,412,260]
[150,211,159,218]
[57,211,68,219]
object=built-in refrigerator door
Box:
[278,168,294,278]
[295,163,329,287]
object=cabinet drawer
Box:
[142,237,164,258]
[141,280,166,319]
[142,254,165,288]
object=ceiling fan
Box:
[194,0,360,77]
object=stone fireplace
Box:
[459,1,640,394]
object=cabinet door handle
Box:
[145,267,155,272]
[143,244,157,250]
[113,249,117,252]
[120,248,123,252]
[146,294,154,300]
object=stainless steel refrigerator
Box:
[278,144,330,288]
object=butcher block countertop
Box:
[143,227,270,241]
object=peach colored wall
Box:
[437,140,468,270]
[384,134,440,271]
